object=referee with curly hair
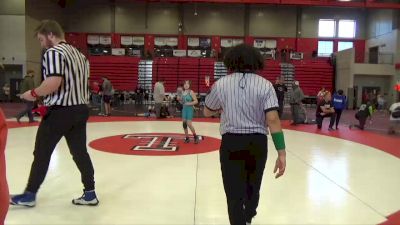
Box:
[204,44,287,225]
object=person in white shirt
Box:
[388,101,400,134]
[153,81,166,118]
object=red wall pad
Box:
[0,109,8,225]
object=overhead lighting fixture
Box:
[194,3,198,16]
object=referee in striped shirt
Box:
[204,44,286,225]
[10,20,99,207]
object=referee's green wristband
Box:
[271,131,286,151]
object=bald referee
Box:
[204,44,286,225]
[10,20,99,207]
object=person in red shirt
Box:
[0,109,9,225]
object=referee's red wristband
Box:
[30,89,38,98]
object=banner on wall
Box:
[100,36,112,45]
[188,50,201,57]
[254,39,266,48]
[155,37,167,46]
[132,37,145,46]
[232,39,243,46]
[87,35,100,45]
[166,38,178,47]
[121,36,133,46]
[221,39,233,48]
[265,40,277,48]
[188,38,200,47]
[199,38,211,48]
[112,48,126,56]
[173,50,187,57]
[130,50,141,57]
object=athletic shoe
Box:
[328,127,335,131]
[10,192,36,207]
[184,137,190,143]
[72,190,99,206]
[194,136,199,144]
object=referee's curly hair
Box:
[223,44,264,73]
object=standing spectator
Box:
[369,89,377,109]
[0,109,8,225]
[2,84,10,102]
[332,90,347,129]
[90,81,100,106]
[349,102,374,130]
[101,77,113,116]
[316,91,335,130]
[388,101,400,134]
[135,85,144,104]
[153,80,165,118]
[16,70,36,123]
[281,47,288,63]
[273,76,287,119]
[204,44,286,225]
[11,20,98,207]
[290,81,305,125]
[377,93,386,111]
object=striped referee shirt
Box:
[205,72,279,135]
[42,42,90,106]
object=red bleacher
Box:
[292,59,334,96]
[152,57,215,93]
[88,55,333,96]
[259,61,282,82]
[88,56,140,91]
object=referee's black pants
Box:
[220,133,268,225]
[25,105,95,193]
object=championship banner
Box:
[173,50,187,57]
[188,37,200,47]
[132,37,145,46]
[100,36,112,45]
[121,36,133,46]
[112,48,126,56]
[265,39,277,48]
[166,38,178,47]
[232,39,243,46]
[199,38,211,48]
[155,37,167,46]
[131,50,141,57]
[87,35,100,45]
[221,39,233,47]
[254,39,266,48]
[188,50,201,57]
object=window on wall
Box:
[338,20,356,38]
[338,41,354,51]
[318,41,334,57]
[318,19,336,38]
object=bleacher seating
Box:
[152,57,215,93]
[88,56,140,91]
[292,59,334,96]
